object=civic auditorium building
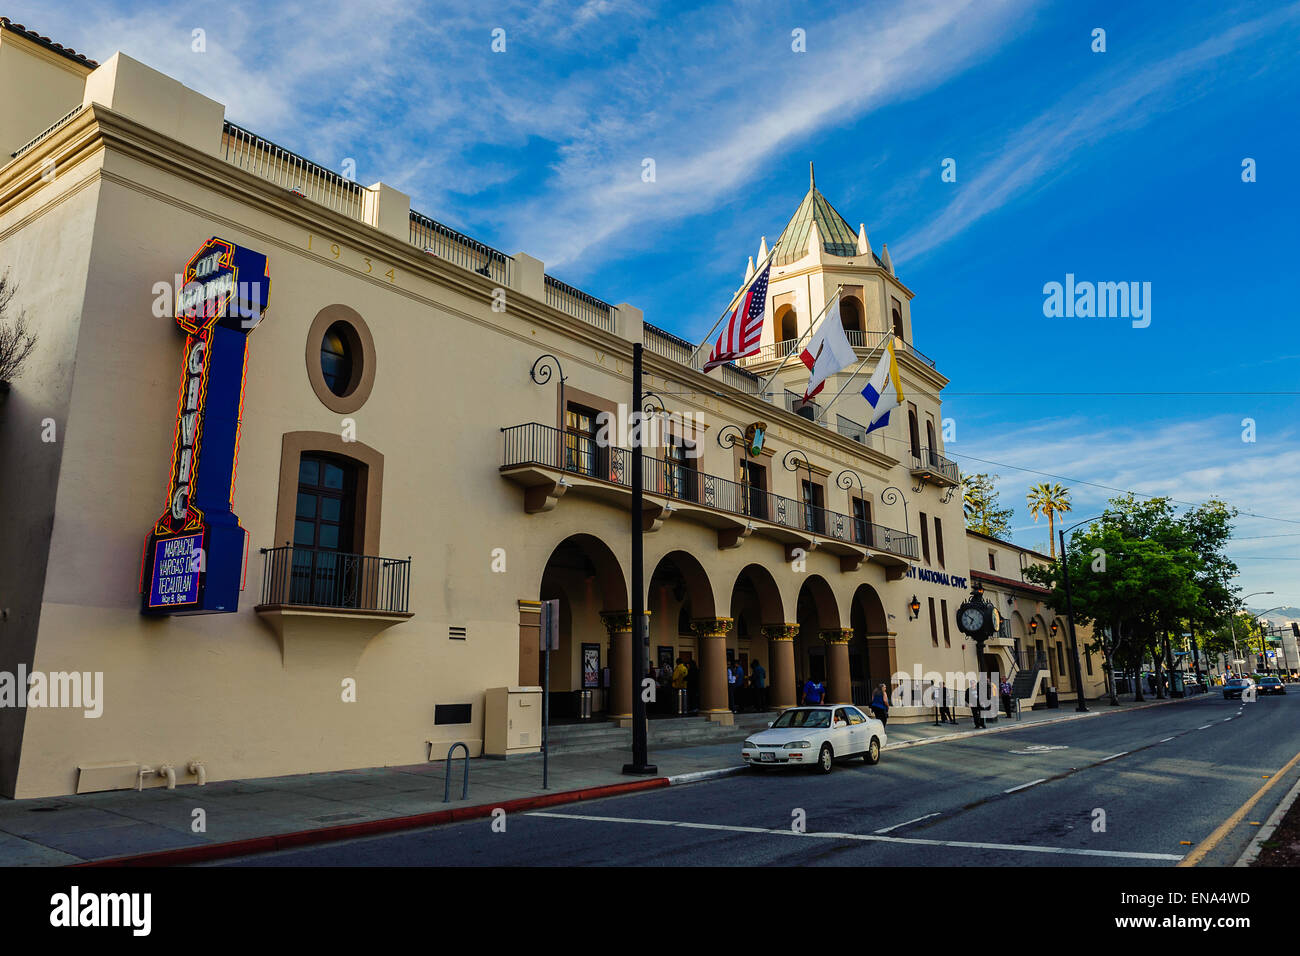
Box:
[0,22,1103,798]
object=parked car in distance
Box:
[1256,676,1287,695]
[1223,677,1255,700]
[741,705,886,773]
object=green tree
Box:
[962,472,1013,538]
[1026,482,1072,558]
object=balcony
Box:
[256,545,412,616]
[499,422,917,575]
[909,446,960,488]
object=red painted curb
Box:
[72,776,671,867]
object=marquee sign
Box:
[140,237,270,615]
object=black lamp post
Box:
[623,343,655,776]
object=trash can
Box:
[577,689,593,720]
[1045,686,1059,709]
[674,688,688,715]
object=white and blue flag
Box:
[861,340,904,433]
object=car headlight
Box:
[783,741,811,749]
[743,740,756,750]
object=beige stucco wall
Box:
[0,30,89,160]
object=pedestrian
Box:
[686,659,700,713]
[937,681,954,724]
[726,660,737,712]
[802,675,826,706]
[968,681,985,729]
[870,683,890,725]
[733,661,748,711]
[1000,675,1014,718]
[1147,672,1156,695]
[751,659,767,712]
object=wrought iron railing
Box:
[259,545,411,613]
[221,121,369,220]
[1012,650,1050,673]
[836,414,870,445]
[500,422,917,559]
[11,103,85,159]
[544,274,615,331]
[410,211,512,286]
[911,446,960,483]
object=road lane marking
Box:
[875,812,940,834]
[1197,724,1212,730]
[1160,737,1176,743]
[1100,752,1128,762]
[527,811,1184,861]
[1179,747,1300,867]
[1004,778,1048,794]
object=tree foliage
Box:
[962,472,1013,539]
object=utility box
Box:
[484,686,543,757]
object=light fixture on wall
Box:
[1050,621,1059,636]
[909,596,921,620]
[1029,620,1039,634]
[973,581,985,600]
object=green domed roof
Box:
[770,163,861,265]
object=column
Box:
[763,624,799,710]
[822,628,853,704]
[691,618,734,725]
[601,611,634,727]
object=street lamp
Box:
[1250,606,1285,675]
[1228,591,1273,678]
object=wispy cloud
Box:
[956,414,1300,599]
[894,2,1300,263]
[12,0,1032,276]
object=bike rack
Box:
[443,741,469,802]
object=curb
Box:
[73,776,672,868]
[70,692,1199,867]
[1234,772,1300,867]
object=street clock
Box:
[956,597,994,638]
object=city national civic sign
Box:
[139,237,271,615]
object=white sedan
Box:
[741,705,886,773]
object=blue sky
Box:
[19,0,1300,607]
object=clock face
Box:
[959,606,985,633]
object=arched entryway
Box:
[850,583,890,707]
[649,550,726,719]
[538,534,628,720]
[794,575,841,704]
[728,564,785,713]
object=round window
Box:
[306,306,374,414]
[320,321,355,396]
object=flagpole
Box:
[689,246,780,369]
[813,328,895,423]
[756,284,844,399]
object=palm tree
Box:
[1027,482,1072,558]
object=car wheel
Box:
[817,743,834,774]
[863,737,881,765]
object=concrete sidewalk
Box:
[0,693,1196,865]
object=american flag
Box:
[703,264,771,372]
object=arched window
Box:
[777,306,798,344]
[926,420,936,458]
[840,297,863,337]
[908,408,921,459]
[891,296,904,339]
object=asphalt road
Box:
[217,690,1300,866]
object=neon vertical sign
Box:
[141,237,270,615]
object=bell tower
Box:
[736,163,918,423]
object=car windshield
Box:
[1228,679,1248,686]
[1260,678,1280,684]
[772,709,831,729]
